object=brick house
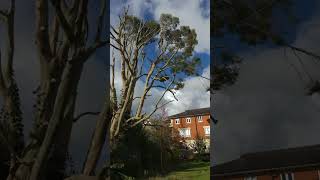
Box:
[168,107,210,151]
[211,144,320,180]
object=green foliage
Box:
[213,0,294,45]
[110,121,189,179]
[123,15,160,46]
[113,12,201,95]
[211,0,296,91]
[191,136,208,156]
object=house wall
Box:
[170,114,210,140]
[213,169,320,180]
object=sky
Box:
[0,0,210,172]
[3,0,319,175]
[110,0,210,116]
[211,0,320,166]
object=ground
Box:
[147,161,210,180]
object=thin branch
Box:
[198,75,210,81]
[50,0,75,42]
[131,76,176,127]
[291,48,314,82]
[152,85,178,101]
[50,15,60,55]
[133,95,151,101]
[288,45,320,62]
[73,112,100,122]
[82,40,108,61]
[131,100,173,127]
[0,10,7,20]
[0,51,7,94]
[110,43,121,51]
[240,21,320,61]
[94,0,106,42]
[35,0,52,59]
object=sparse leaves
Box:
[110,11,201,139]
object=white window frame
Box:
[244,176,257,180]
[203,126,210,136]
[175,118,180,124]
[280,173,294,180]
[186,117,191,123]
[179,128,191,137]
[197,116,203,122]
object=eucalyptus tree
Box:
[83,10,201,176]
[0,0,107,179]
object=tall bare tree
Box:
[82,10,201,176]
[0,1,24,179]
[0,0,108,179]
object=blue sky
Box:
[110,0,210,115]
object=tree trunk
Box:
[82,99,111,175]
[46,93,77,180]
[29,60,84,180]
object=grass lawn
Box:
[147,161,210,180]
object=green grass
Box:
[146,161,210,180]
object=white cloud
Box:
[164,66,210,115]
[110,0,210,54]
[110,0,210,117]
[151,0,210,53]
[111,50,210,117]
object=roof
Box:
[212,144,320,177]
[168,107,210,119]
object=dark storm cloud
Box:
[0,1,108,171]
[211,8,320,165]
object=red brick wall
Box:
[171,114,210,140]
[214,169,320,180]
[257,170,319,180]
[293,170,319,180]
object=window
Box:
[197,116,203,122]
[179,128,191,137]
[203,126,210,136]
[244,177,257,180]
[186,117,191,123]
[280,173,294,180]
[175,118,180,124]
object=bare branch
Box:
[291,48,314,82]
[73,112,100,122]
[0,10,7,20]
[110,43,121,51]
[50,15,60,55]
[133,94,151,101]
[198,75,210,81]
[0,51,7,95]
[82,40,108,61]
[131,100,173,127]
[94,0,106,42]
[288,45,320,62]
[50,0,75,42]
[131,75,176,127]
[35,0,52,59]
[283,47,305,83]
[152,85,178,101]
[240,21,320,61]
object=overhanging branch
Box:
[73,112,100,122]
